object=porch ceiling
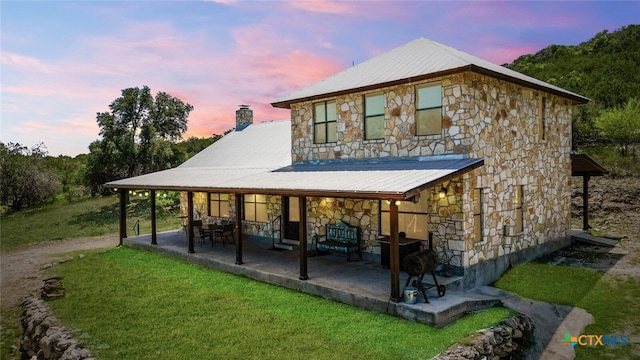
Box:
[106,157,483,201]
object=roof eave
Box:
[271,64,590,109]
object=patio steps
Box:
[272,239,299,250]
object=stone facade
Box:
[289,71,573,277]
[179,71,573,288]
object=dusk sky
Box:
[2,1,638,157]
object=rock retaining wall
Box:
[20,297,94,360]
[433,314,534,359]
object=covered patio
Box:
[123,229,500,327]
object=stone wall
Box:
[434,313,534,360]
[289,71,573,271]
[20,297,94,360]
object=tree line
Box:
[1,86,220,212]
[506,24,640,153]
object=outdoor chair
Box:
[221,222,235,246]
[192,220,205,247]
[208,223,223,247]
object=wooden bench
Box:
[317,221,361,261]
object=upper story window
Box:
[364,93,385,140]
[416,84,442,136]
[314,101,337,143]
[209,193,229,218]
[538,96,546,141]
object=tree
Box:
[85,86,193,194]
[0,142,62,211]
[595,98,640,156]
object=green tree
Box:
[0,142,62,211]
[595,98,640,156]
[85,86,193,194]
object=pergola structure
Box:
[571,154,609,230]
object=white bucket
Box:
[403,286,418,304]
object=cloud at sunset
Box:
[1,1,638,156]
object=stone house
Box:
[108,37,588,300]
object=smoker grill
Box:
[402,246,446,303]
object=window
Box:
[538,96,546,140]
[209,193,230,218]
[244,194,267,222]
[380,192,429,240]
[473,189,483,242]
[514,185,523,233]
[364,93,385,140]
[416,84,442,136]
[314,101,337,143]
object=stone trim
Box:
[20,297,94,360]
[433,313,534,360]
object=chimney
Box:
[235,105,253,131]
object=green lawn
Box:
[45,247,513,360]
[494,262,640,359]
[0,196,181,251]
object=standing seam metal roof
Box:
[272,37,589,108]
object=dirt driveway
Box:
[1,235,120,309]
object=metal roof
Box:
[179,120,291,170]
[107,138,483,200]
[571,154,609,177]
[272,37,589,108]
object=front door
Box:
[283,196,300,240]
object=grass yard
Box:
[0,196,180,251]
[45,247,513,360]
[494,262,640,359]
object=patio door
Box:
[283,196,300,240]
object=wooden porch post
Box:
[118,189,127,246]
[389,201,400,301]
[187,191,195,253]
[235,194,244,265]
[150,190,157,245]
[299,196,308,280]
[583,175,590,231]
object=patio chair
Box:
[192,221,205,247]
[208,223,223,247]
[221,222,235,246]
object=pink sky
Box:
[2,1,638,156]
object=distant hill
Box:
[506,24,640,109]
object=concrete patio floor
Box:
[123,230,500,327]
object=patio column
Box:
[118,189,127,246]
[150,190,157,245]
[235,194,244,265]
[299,196,308,280]
[187,191,195,253]
[389,201,400,302]
[583,175,590,230]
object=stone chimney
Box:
[235,105,253,131]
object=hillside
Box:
[506,24,640,109]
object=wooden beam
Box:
[389,201,400,301]
[299,196,308,280]
[150,190,157,245]
[187,191,194,254]
[119,189,127,245]
[235,194,244,265]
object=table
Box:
[378,237,422,270]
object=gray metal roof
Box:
[272,37,589,108]
[179,120,292,170]
[107,127,483,199]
